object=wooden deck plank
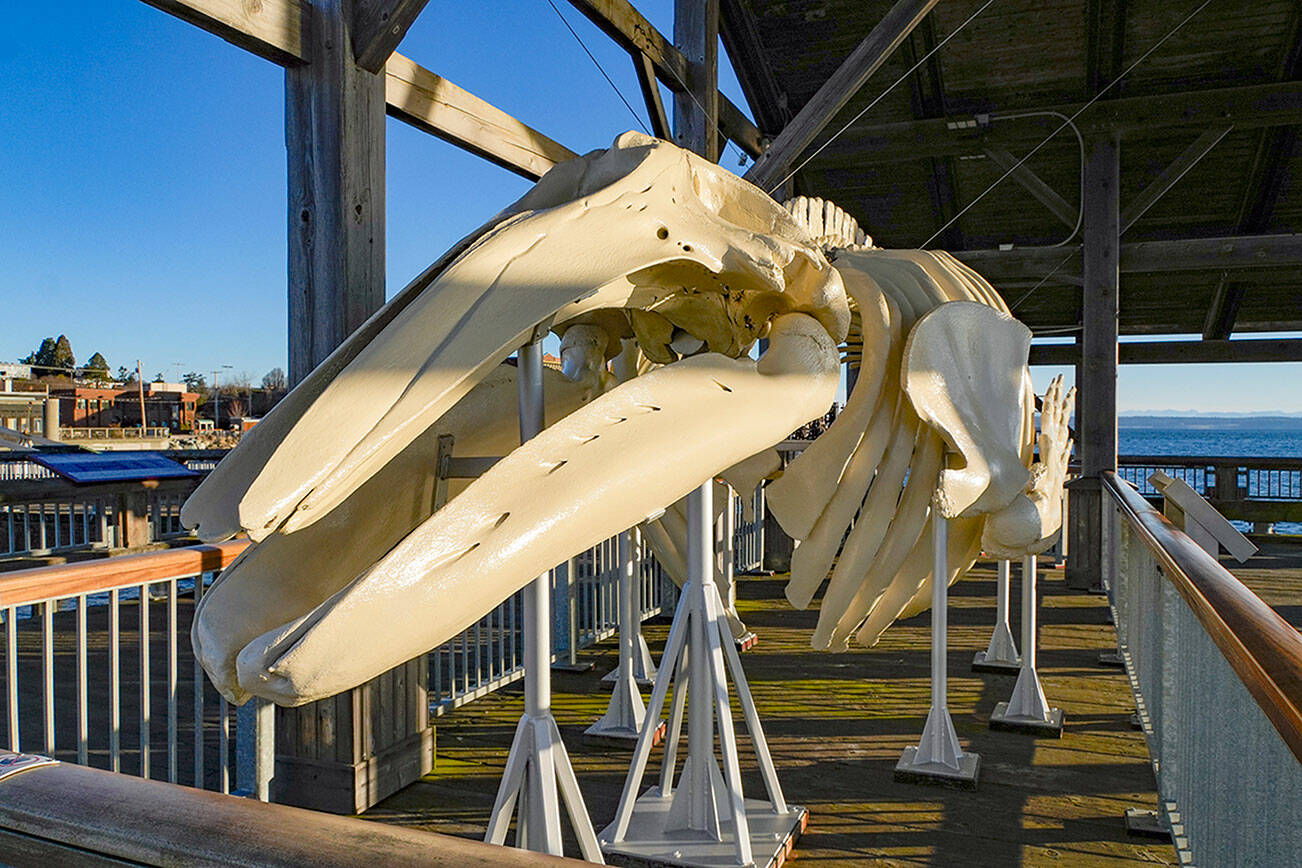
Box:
[363,562,1182,865]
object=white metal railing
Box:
[3,499,113,556]
[1,491,191,558]
[1103,473,1302,862]
[430,486,764,713]
[733,485,765,572]
[0,546,246,794]
[2,488,767,789]
[59,427,172,441]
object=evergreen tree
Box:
[84,352,111,382]
[52,335,75,370]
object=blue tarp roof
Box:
[31,451,198,484]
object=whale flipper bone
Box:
[902,301,1032,520]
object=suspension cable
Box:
[544,0,650,136]
[767,0,998,195]
[922,0,1215,248]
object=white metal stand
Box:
[719,485,758,652]
[895,512,981,788]
[485,339,603,862]
[599,482,805,868]
[990,555,1064,736]
[601,530,658,688]
[972,560,1021,673]
[588,529,665,747]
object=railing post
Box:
[235,697,275,801]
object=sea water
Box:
[1121,428,1302,458]
[1119,428,1302,533]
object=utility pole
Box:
[213,364,232,430]
[136,360,147,432]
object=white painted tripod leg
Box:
[602,481,804,867]
[485,716,531,845]
[721,624,788,814]
[588,531,649,737]
[602,528,657,686]
[658,651,690,796]
[607,585,693,843]
[666,484,724,837]
[975,560,1020,669]
[896,511,979,785]
[485,339,602,862]
[703,584,753,867]
[1006,555,1050,720]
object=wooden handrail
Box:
[0,540,249,608]
[0,752,578,866]
[1103,471,1302,763]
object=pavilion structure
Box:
[130,0,1302,834]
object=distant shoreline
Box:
[1117,416,1302,431]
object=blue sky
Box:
[2,2,1297,412]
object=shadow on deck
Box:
[363,561,1181,866]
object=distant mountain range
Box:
[1117,412,1302,430]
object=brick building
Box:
[52,383,200,431]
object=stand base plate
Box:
[553,660,595,673]
[602,669,656,689]
[599,788,806,868]
[1124,808,1170,839]
[971,651,1022,674]
[1098,650,1125,667]
[735,633,759,653]
[989,702,1064,737]
[583,720,666,750]
[893,747,980,789]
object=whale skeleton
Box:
[182,133,1072,707]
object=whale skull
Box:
[183,135,1071,706]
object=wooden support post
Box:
[673,0,719,160]
[1068,133,1119,590]
[279,0,432,812]
[286,0,387,384]
[115,491,152,550]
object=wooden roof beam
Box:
[1121,126,1232,234]
[904,17,962,248]
[719,0,789,134]
[352,0,431,73]
[744,0,939,191]
[140,0,307,65]
[632,53,672,140]
[956,233,1302,279]
[1030,339,1302,366]
[1084,0,1127,98]
[142,1,578,180]
[1205,13,1302,341]
[384,54,577,181]
[982,146,1077,229]
[808,82,1302,166]
[1202,280,1244,342]
[565,0,762,156]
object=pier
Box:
[5,0,1302,863]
